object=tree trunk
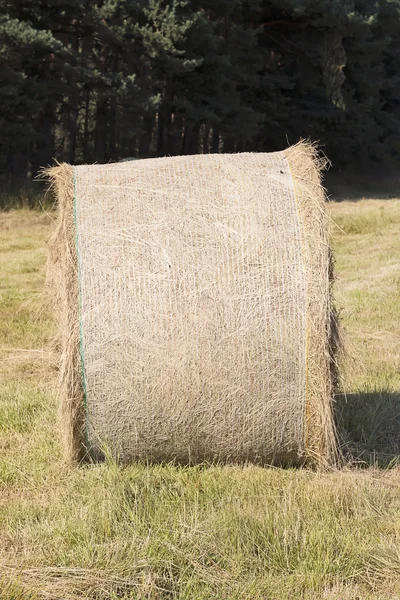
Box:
[33,101,55,174]
[182,121,200,155]
[82,34,92,162]
[95,93,107,163]
[108,54,119,160]
[83,89,90,162]
[211,127,220,153]
[62,30,79,163]
[139,115,154,158]
[8,144,27,181]
[222,135,235,153]
[109,99,117,160]
[63,97,79,163]
[156,106,170,156]
[202,124,210,153]
[95,46,109,163]
[169,111,184,156]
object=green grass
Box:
[1,201,400,599]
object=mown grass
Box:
[331,199,400,465]
[0,200,400,599]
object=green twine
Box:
[72,167,90,451]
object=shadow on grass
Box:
[335,390,400,467]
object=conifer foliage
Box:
[0,0,399,179]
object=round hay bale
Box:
[47,141,339,466]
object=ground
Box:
[0,198,399,599]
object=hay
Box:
[47,141,339,466]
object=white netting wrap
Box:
[72,152,307,462]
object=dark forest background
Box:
[1,0,400,185]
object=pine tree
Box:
[1,0,400,180]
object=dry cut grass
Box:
[0,199,400,599]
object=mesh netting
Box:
[47,144,338,465]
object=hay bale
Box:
[47,141,338,466]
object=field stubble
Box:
[0,198,399,599]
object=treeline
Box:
[1,0,400,180]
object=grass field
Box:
[1,198,400,599]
